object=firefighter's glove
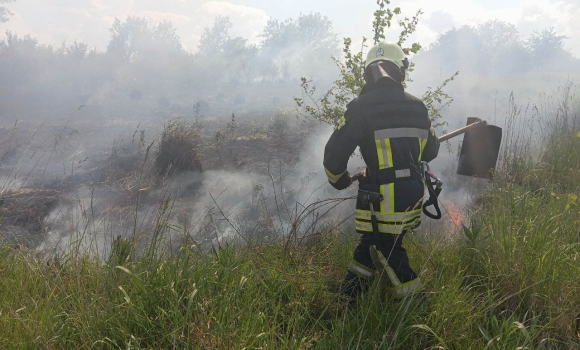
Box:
[350,170,366,186]
[350,171,365,185]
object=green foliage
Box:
[295,1,454,128]
[422,71,459,127]
[295,37,366,126]
[372,0,398,45]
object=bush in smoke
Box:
[155,119,202,175]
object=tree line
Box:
[0,8,577,114]
[0,13,339,113]
[417,20,578,77]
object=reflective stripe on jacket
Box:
[323,78,439,234]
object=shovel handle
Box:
[438,119,487,142]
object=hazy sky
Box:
[2,0,579,57]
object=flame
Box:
[443,200,465,227]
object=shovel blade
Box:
[457,117,502,179]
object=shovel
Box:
[438,118,502,179]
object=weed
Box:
[155,119,203,176]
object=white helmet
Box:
[365,42,409,73]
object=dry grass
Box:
[155,119,203,176]
[0,188,60,232]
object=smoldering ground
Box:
[2,79,578,257]
[1,12,579,258]
[0,106,366,257]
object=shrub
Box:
[155,119,202,175]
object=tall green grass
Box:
[1,92,579,349]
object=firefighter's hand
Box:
[350,171,365,186]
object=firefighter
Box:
[323,41,439,300]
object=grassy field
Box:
[1,111,579,349]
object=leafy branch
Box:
[295,0,457,128]
[422,71,459,127]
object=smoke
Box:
[28,121,366,257]
[1,10,579,257]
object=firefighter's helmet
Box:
[365,42,409,73]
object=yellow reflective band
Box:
[373,249,402,286]
[418,138,427,161]
[355,209,422,221]
[324,167,345,184]
[381,184,389,213]
[384,140,395,213]
[385,139,394,168]
[355,221,407,234]
[356,217,421,232]
[376,138,394,170]
[388,183,395,215]
[354,225,374,233]
[376,139,385,169]
[392,278,423,296]
[349,261,374,279]
[386,266,400,286]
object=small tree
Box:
[65,41,89,61]
[107,17,183,62]
[295,0,456,127]
[0,0,15,24]
[527,27,571,68]
[197,16,257,83]
[425,21,534,75]
[477,20,520,55]
[260,13,339,80]
[197,16,234,57]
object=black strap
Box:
[422,176,442,220]
[371,210,381,248]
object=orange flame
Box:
[443,200,465,227]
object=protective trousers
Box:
[342,232,422,299]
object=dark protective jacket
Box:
[323,78,439,234]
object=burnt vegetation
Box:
[155,119,203,176]
[0,2,580,348]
